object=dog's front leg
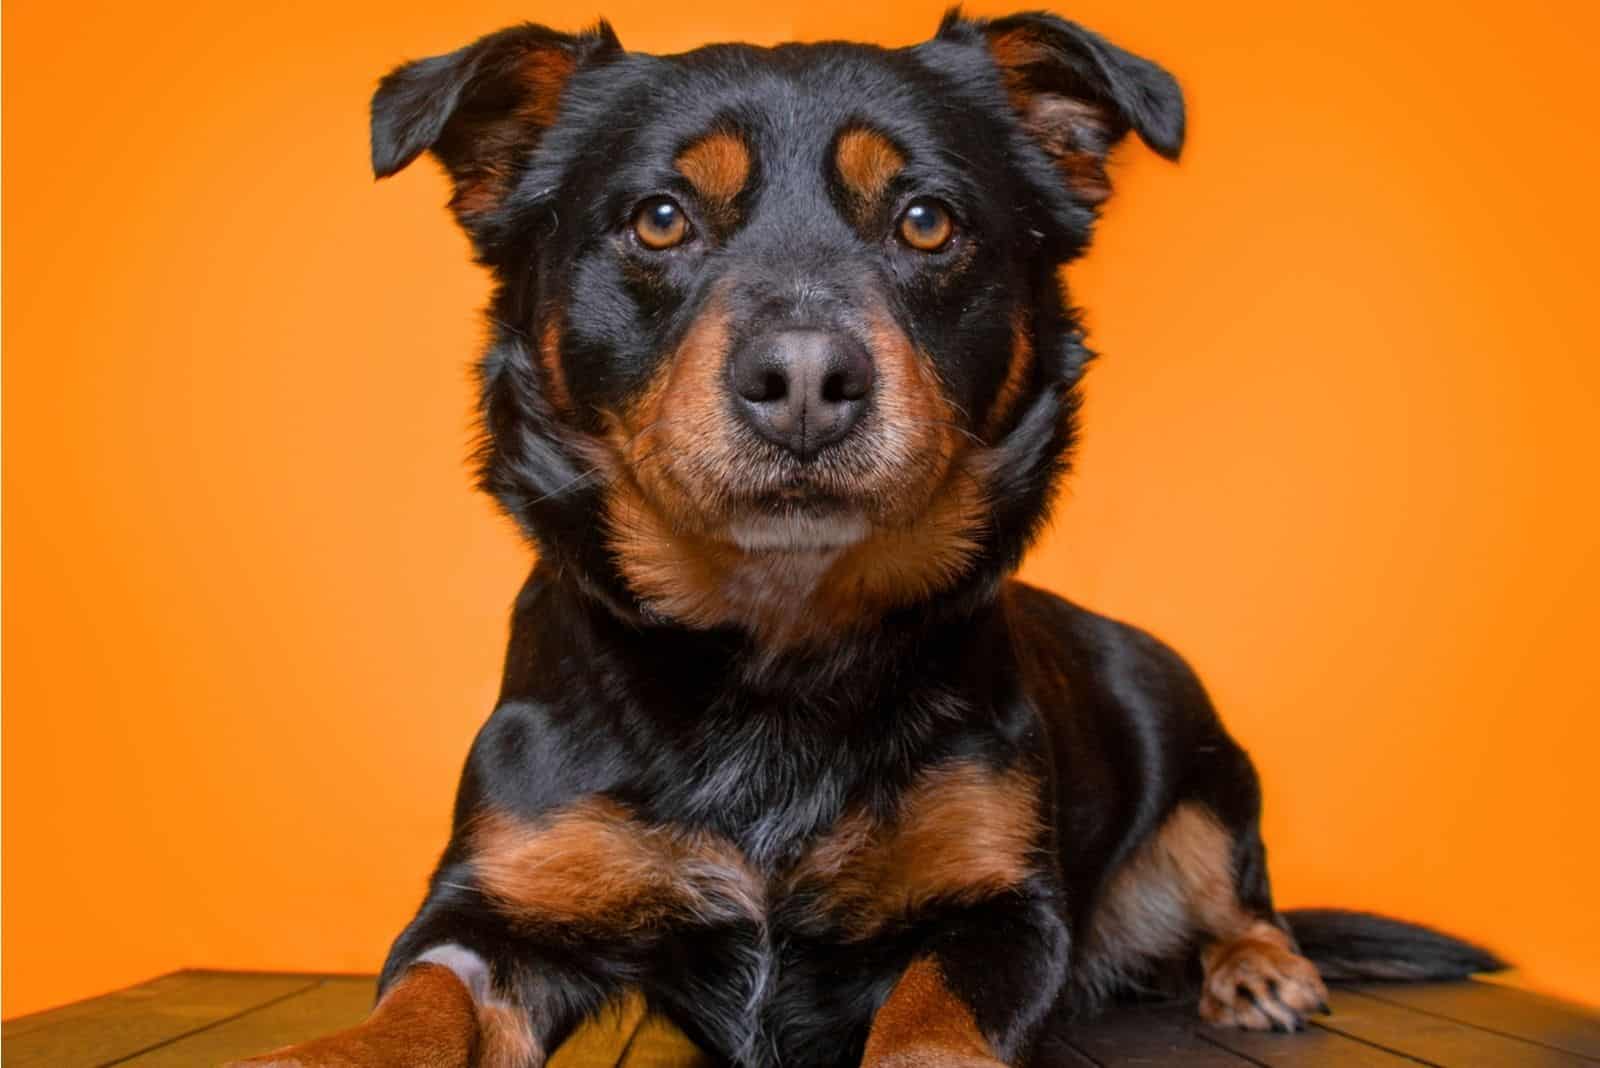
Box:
[861,895,1069,1068]
[227,824,649,1068]
[225,935,585,1068]
[226,948,483,1068]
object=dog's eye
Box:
[897,199,954,252]
[633,197,690,250]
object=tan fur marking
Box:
[451,175,507,220]
[1161,802,1246,935]
[1201,921,1330,1031]
[471,801,763,934]
[518,49,578,130]
[790,311,980,636]
[986,27,1052,86]
[984,316,1034,441]
[835,128,905,218]
[449,47,577,220]
[539,318,573,415]
[602,295,740,627]
[806,472,985,635]
[861,957,1000,1068]
[1077,799,1330,1017]
[788,762,1043,939]
[598,294,981,647]
[1083,802,1244,977]
[476,997,542,1068]
[675,131,752,224]
[985,29,1115,204]
[1022,97,1114,203]
[608,288,731,515]
[604,485,740,631]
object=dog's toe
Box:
[1199,933,1329,1032]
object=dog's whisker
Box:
[901,417,987,449]
[525,421,666,506]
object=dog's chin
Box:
[723,509,871,554]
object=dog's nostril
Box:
[734,365,789,404]
[728,328,873,456]
[821,366,869,404]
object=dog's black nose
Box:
[728,329,873,458]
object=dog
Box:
[235,9,1503,1066]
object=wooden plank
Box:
[1030,1029,1105,1067]
[113,977,376,1066]
[1317,987,1595,1067]
[1059,1000,1257,1066]
[614,1011,717,1068]
[1066,993,1442,1068]
[2,972,322,1068]
[13,970,1597,1068]
[1355,982,1600,1061]
[550,993,650,1068]
[2,973,206,1039]
[1204,1001,1431,1067]
[125,982,707,1068]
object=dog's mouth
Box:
[707,457,935,553]
[599,400,989,638]
[722,509,870,553]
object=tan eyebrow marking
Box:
[674,130,752,224]
[835,128,906,217]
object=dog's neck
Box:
[506,555,1011,704]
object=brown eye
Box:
[898,199,954,252]
[633,197,689,250]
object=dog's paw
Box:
[1199,932,1330,1032]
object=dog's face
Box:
[373,12,1182,644]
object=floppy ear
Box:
[370,21,621,223]
[944,9,1184,205]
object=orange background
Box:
[5,0,1599,1020]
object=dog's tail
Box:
[1283,909,1508,982]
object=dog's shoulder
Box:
[1003,580,1221,746]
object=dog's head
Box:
[372,10,1182,646]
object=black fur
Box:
[1285,910,1509,982]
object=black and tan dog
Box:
[237,10,1502,1067]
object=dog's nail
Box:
[1318,1000,1333,1016]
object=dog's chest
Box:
[470,757,1042,1064]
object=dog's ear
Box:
[942,9,1184,205]
[371,21,621,223]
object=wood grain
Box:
[6,972,1598,1067]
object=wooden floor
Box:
[4,972,1597,1067]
